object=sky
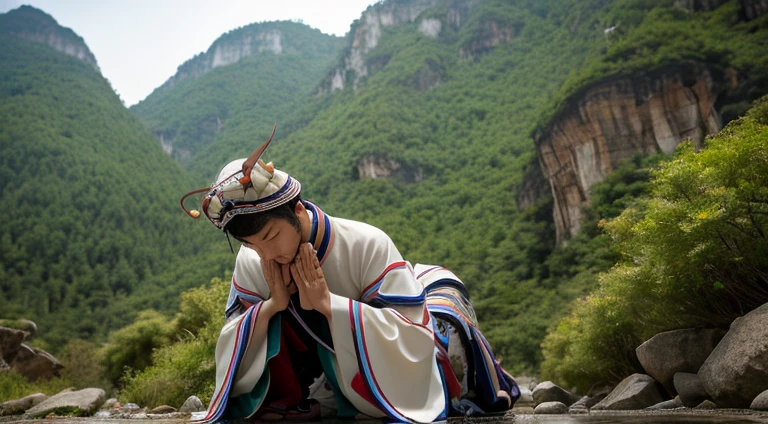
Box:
[0,0,379,106]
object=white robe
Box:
[203,204,447,423]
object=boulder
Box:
[532,381,580,406]
[179,395,205,413]
[0,326,26,363]
[568,396,589,414]
[645,396,683,410]
[699,303,768,408]
[0,393,47,416]
[635,328,725,395]
[673,372,711,407]
[695,400,718,409]
[119,403,141,413]
[25,388,105,418]
[150,405,177,414]
[100,398,118,410]
[751,389,768,410]
[11,344,62,381]
[591,374,666,410]
[534,401,568,414]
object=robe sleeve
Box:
[327,226,447,423]
[203,246,275,423]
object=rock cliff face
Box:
[320,0,443,93]
[358,156,423,183]
[0,6,99,71]
[161,24,290,89]
[535,68,722,243]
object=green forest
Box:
[1,0,767,407]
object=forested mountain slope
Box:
[0,13,231,350]
[130,21,345,178]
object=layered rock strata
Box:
[535,68,722,243]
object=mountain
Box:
[534,0,768,242]
[0,5,98,70]
[130,21,345,178]
[0,7,231,351]
[136,0,768,374]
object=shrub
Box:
[541,96,768,392]
[119,277,229,408]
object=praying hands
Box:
[290,242,332,321]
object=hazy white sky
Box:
[0,0,379,106]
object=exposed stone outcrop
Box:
[699,302,768,408]
[357,156,423,183]
[11,344,63,381]
[535,68,722,243]
[635,328,725,396]
[162,24,290,90]
[458,20,520,59]
[319,0,442,93]
[0,6,99,71]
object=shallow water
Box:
[3,411,768,424]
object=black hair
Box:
[224,195,302,239]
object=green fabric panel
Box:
[222,315,282,420]
[317,334,359,418]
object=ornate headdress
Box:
[180,123,301,231]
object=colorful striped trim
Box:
[303,201,335,265]
[225,275,265,320]
[348,299,416,422]
[204,303,263,423]
[362,262,426,307]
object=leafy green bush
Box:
[119,278,229,408]
[0,371,71,403]
[541,96,768,392]
[102,310,174,386]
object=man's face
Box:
[240,217,302,265]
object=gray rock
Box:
[635,328,725,396]
[0,319,37,337]
[568,396,589,414]
[11,344,62,381]
[695,400,718,409]
[532,381,580,406]
[0,326,26,363]
[699,303,768,408]
[25,388,105,418]
[94,410,115,418]
[645,396,683,410]
[751,389,768,410]
[516,387,534,406]
[149,405,177,414]
[534,401,568,414]
[119,402,141,413]
[592,374,666,410]
[673,372,711,407]
[100,398,118,410]
[179,395,205,413]
[0,393,47,416]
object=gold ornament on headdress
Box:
[180,123,277,219]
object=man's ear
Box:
[294,200,305,215]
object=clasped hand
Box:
[262,242,331,320]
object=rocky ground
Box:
[2,409,768,424]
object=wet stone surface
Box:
[2,410,768,424]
